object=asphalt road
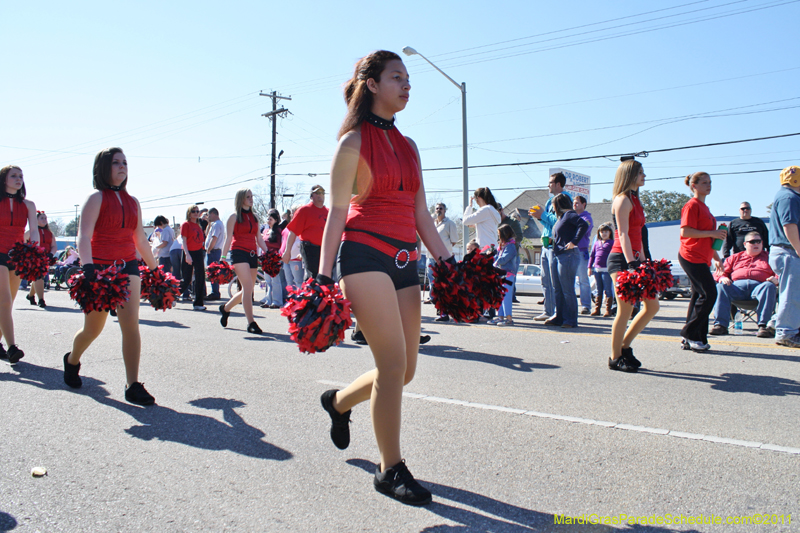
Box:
[1,288,798,532]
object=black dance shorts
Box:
[95,260,141,277]
[0,253,9,269]
[606,253,628,275]
[335,240,419,291]
[231,249,258,269]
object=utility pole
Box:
[260,91,291,209]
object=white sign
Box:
[548,168,591,203]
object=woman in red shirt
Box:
[25,211,58,308]
[316,51,453,506]
[180,205,207,310]
[219,188,268,333]
[679,172,726,352]
[63,148,158,405]
[0,165,39,365]
[606,159,659,372]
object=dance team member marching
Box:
[318,50,452,506]
[25,211,57,308]
[607,159,659,372]
[0,165,39,364]
[62,148,158,405]
[180,205,207,310]
[219,188,269,334]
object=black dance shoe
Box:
[63,353,82,388]
[608,356,637,373]
[219,304,230,328]
[26,294,36,306]
[6,345,24,365]
[621,347,641,369]
[247,322,263,334]
[125,382,155,406]
[320,389,351,450]
[38,300,47,308]
[373,460,432,506]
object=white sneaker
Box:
[533,313,550,322]
[487,317,503,325]
[193,305,207,311]
[687,339,710,352]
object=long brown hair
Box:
[338,50,402,139]
[0,165,26,200]
[612,159,642,198]
[474,187,500,211]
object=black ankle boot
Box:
[247,322,262,334]
[63,353,82,388]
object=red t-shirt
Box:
[231,211,259,253]
[286,202,328,246]
[680,197,716,265]
[181,221,204,252]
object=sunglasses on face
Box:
[746,239,762,244]
[191,209,199,213]
[740,207,751,211]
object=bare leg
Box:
[336,273,420,471]
[70,311,109,364]
[609,272,633,360]
[32,279,44,301]
[223,264,257,323]
[116,276,142,386]
[0,267,22,346]
[622,297,659,348]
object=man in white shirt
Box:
[426,203,459,320]
[205,208,225,300]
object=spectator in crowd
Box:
[679,172,725,352]
[169,233,183,281]
[530,172,573,322]
[283,185,328,280]
[152,215,174,274]
[204,208,225,300]
[463,187,500,248]
[281,206,304,293]
[572,195,594,314]
[588,223,615,317]
[498,204,523,249]
[280,209,291,231]
[545,193,589,328]
[710,231,777,337]
[262,209,283,309]
[198,208,209,233]
[488,224,519,326]
[180,204,207,310]
[768,166,800,348]
[427,202,458,321]
[465,239,479,255]
[724,201,769,257]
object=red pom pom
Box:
[8,242,49,282]
[68,264,131,313]
[281,278,353,353]
[430,249,511,322]
[139,265,180,311]
[207,261,235,285]
[615,259,674,305]
[259,250,282,278]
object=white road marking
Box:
[317,380,800,455]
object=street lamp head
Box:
[402,46,418,57]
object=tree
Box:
[252,180,305,221]
[65,216,80,237]
[48,218,65,237]
[638,190,692,222]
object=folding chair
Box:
[730,300,759,326]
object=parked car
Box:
[659,264,692,299]
[516,263,543,295]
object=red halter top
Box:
[342,122,420,259]
[37,227,53,251]
[0,197,28,254]
[91,189,139,265]
[231,210,259,253]
[611,192,646,258]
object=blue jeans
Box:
[286,260,304,289]
[158,256,172,274]
[206,248,222,294]
[712,279,777,328]
[551,249,580,327]
[594,270,614,299]
[769,246,800,339]
[541,247,555,316]
[577,249,591,309]
[267,273,283,306]
[498,274,516,317]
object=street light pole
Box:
[402,47,468,254]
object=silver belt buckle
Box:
[395,249,411,269]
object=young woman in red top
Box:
[679,172,725,352]
[63,148,158,405]
[607,159,659,372]
[316,51,452,506]
[180,204,207,310]
[219,188,268,334]
[25,211,58,308]
[0,165,39,364]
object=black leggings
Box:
[181,249,206,306]
[679,254,717,343]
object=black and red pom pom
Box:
[281,278,353,354]
[8,242,50,282]
[259,250,282,278]
[139,265,180,311]
[207,260,235,285]
[68,264,131,314]
[430,248,511,322]
[615,259,674,305]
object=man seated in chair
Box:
[710,231,778,337]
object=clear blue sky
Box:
[2,0,798,228]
